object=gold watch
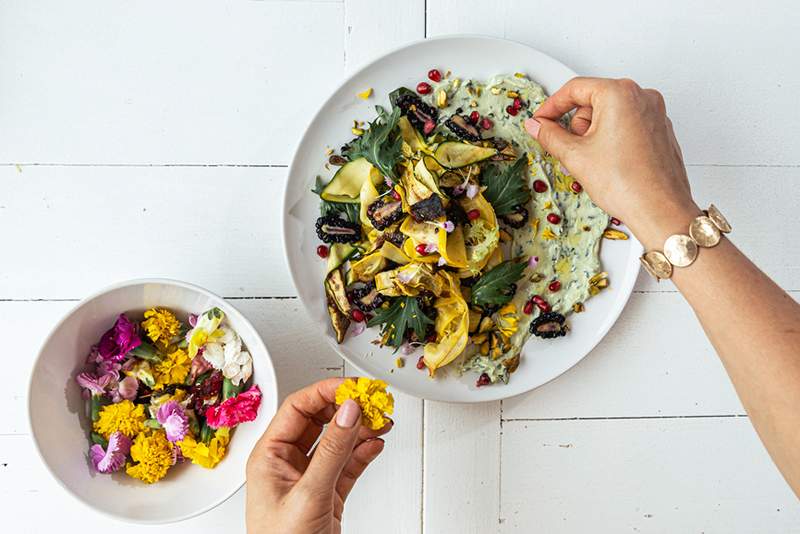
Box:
[640,204,731,280]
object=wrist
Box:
[627,200,703,251]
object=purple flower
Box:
[76,372,112,396]
[89,432,131,474]
[97,314,141,362]
[156,401,189,442]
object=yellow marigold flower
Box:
[126,430,173,484]
[141,307,182,346]
[335,378,394,430]
[178,428,229,469]
[93,400,146,439]
[153,348,191,390]
[495,303,518,338]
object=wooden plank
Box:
[0,0,344,166]
[4,163,799,300]
[427,0,800,166]
[424,401,502,534]
[2,299,342,436]
[500,417,800,533]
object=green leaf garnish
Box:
[342,105,403,180]
[481,155,531,216]
[367,296,434,349]
[470,260,526,307]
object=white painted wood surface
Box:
[2,1,799,532]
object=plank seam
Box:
[503,414,748,422]
[420,399,426,534]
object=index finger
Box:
[262,377,344,445]
[534,76,612,120]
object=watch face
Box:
[663,234,698,267]
[640,250,673,279]
[707,204,732,233]
[689,216,721,248]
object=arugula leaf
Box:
[342,105,403,180]
[367,296,434,349]
[470,260,526,307]
[312,176,360,223]
[481,155,531,216]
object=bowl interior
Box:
[284,36,643,402]
[28,280,278,523]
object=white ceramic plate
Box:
[283,36,642,403]
[28,279,278,523]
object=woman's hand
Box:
[246,378,393,534]
[524,77,700,248]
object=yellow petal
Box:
[357,88,373,100]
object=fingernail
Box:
[336,399,361,428]
[524,118,541,138]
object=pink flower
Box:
[76,372,112,396]
[114,376,138,402]
[189,354,213,382]
[89,431,131,473]
[97,314,141,362]
[205,385,262,429]
[156,401,189,442]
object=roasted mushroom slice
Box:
[410,195,445,222]
[366,196,404,230]
[500,206,529,229]
[315,215,360,244]
[445,114,481,142]
[394,91,439,135]
[529,312,567,339]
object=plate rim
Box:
[282,34,643,403]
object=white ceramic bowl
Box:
[284,36,643,402]
[27,279,278,524]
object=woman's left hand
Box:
[245,378,393,534]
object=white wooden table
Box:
[2,1,799,532]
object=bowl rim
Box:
[26,277,278,524]
[281,34,643,403]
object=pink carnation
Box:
[205,385,262,429]
[156,401,189,442]
[89,431,131,474]
[97,314,141,362]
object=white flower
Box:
[203,342,225,369]
[223,350,253,386]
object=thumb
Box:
[524,117,582,166]
[301,399,362,493]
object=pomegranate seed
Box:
[476,373,491,387]
[426,333,437,343]
[479,117,494,130]
[391,189,401,201]
[506,105,518,116]
[316,245,329,258]
[416,356,426,370]
[415,243,428,255]
[548,280,562,292]
[611,217,622,226]
[532,295,546,306]
[546,213,561,224]
[351,309,366,322]
[512,97,522,110]
[469,110,480,124]
[467,209,481,221]
[423,120,436,135]
[416,82,432,94]
[571,181,583,193]
[538,301,551,313]
[428,69,442,82]
[523,300,534,315]
[533,180,548,193]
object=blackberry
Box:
[350,282,386,311]
[446,201,468,225]
[529,312,568,339]
[395,92,439,135]
[366,196,404,230]
[444,114,481,142]
[501,206,529,229]
[315,215,360,244]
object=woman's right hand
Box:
[524,77,701,248]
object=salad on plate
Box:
[312,70,626,387]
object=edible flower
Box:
[334,378,394,430]
[89,431,131,473]
[187,307,225,359]
[97,314,141,362]
[153,347,191,390]
[156,401,189,442]
[205,384,262,429]
[494,303,519,339]
[125,359,155,388]
[141,307,182,347]
[93,399,146,439]
[114,375,139,402]
[178,428,230,469]
[76,372,112,396]
[126,430,173,484]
